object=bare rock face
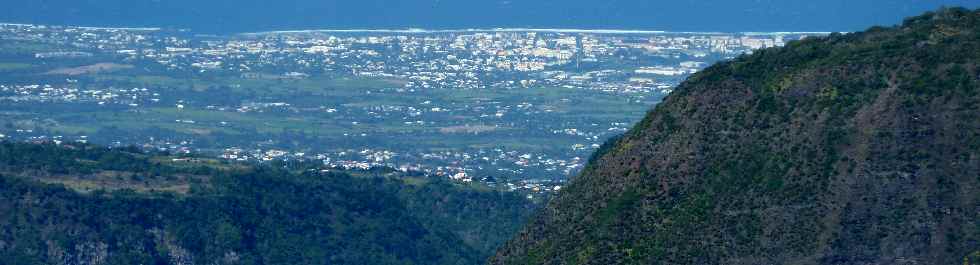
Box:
[491,8,980,265]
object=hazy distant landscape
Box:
[0,23,822,192]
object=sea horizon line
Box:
[0,22,836,36]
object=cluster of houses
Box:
[0,84,160,107]
[0,23,823,189]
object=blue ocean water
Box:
[3,0,980,33]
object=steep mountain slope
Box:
[491,8,980,265]
[0,142,536,265]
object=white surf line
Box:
[241,28,834,36]
[0,22,833,36]
[0,22,162,31]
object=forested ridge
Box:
[492,8,980,265]
[0,141,536,265]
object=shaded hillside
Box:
[491,8,980,265]
[0,142,536,265]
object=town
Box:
[0,23,824,195]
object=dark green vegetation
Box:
[0,142,536,264]
[491,8,980,265]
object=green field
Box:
[0,62,34,72]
